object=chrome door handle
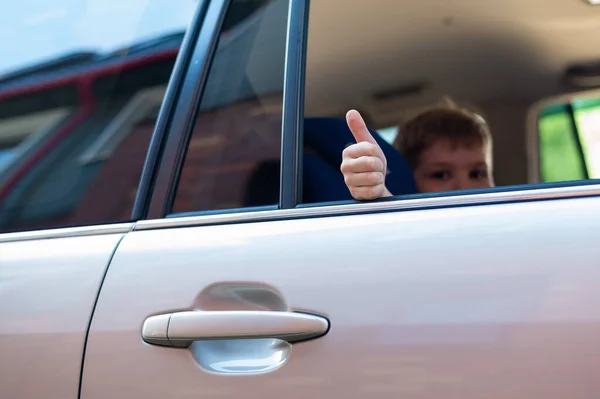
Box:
[142,310,330,348]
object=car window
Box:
[0,1,196,233]
[376,127,398,145]
[299,1,600,204]
[538,97,600,183]
[171,0,288,214]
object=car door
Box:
[0,2,197,398]
[83,194,600,399]
[0,231,128,399]
[79,0,600,398]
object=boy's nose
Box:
[454,176,473,191]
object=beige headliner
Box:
[304,0,600,125]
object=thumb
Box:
[346,109,378,145]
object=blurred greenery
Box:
[538,102,600,182]
[539,111,586,182]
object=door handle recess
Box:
[142,310,330,348]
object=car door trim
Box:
[279,0,309,209]
[2,183,598,241]
[0,223,134,243]
[135,183,600,231]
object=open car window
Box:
[297,0,600,206]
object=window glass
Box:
[574,100,600,178]
[0,1,195,233]
[0,149,13,170]
[538,98,600,183]
[172,0,288,214]
[377,127,398,145]
[538,106,587,182]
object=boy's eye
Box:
[431,170,450,180]
[470,169,488,179]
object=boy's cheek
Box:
[415,178,445,194]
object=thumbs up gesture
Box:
[341,110,392,200]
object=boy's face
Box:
[412,138,494,193]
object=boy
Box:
[341,108,495,199]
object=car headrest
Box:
[303,117,417,197]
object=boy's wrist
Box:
[382,186,392,197]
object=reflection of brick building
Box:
[69,121,155,225]
[75,94,283,224]
[174,95,282,213]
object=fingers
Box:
[340,155,384,174]
[347,185,385,201]
[346,109,378,145]
[341,110,389,201]
[342,141,382,159]
[344,171,385,187]
[340,144,387,200]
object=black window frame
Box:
[132,0,215,220]
[140,0,310,220]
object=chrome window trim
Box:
[0,223,134,243]
[135,183,600,231]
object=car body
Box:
[1,0,600,398]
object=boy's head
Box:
[393,107,494,193]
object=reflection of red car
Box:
[0,35,181,231]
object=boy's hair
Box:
[392,107,493,169]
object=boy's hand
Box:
[341,110,392,200]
